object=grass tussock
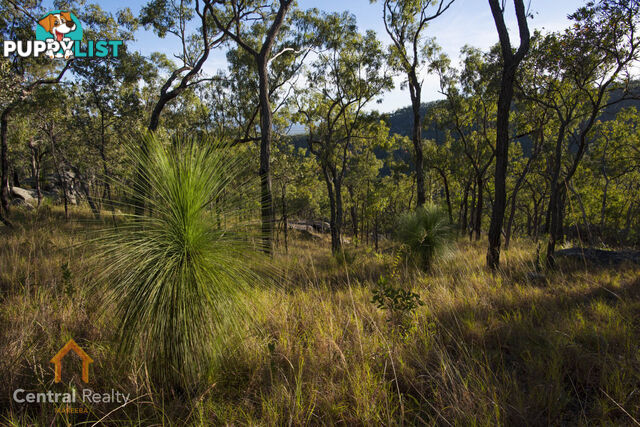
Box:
[1,208,640,425]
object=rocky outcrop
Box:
[10,186,37,206]
[288,220,330,233]
[555,248,640,265]
[10,198,34,210]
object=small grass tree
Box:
[396,204,453,270]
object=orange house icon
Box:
[50,339,93,383]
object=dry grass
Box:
[1,207,640,425]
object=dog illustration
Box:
[38,12,76,59]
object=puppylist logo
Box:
[2,10,123,59]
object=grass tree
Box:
[95,133,264,388]
[396,204,453,270]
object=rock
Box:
[288,222,315,233]
[10,186,37,205]
[11,198,34,210]
[554,248,640,265]
[289,219,330,233]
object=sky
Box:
[48,0,586,113]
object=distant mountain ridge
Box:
[383,87,640,144]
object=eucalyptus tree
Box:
[503,99,548,249]
[423,138,455,223]
[133,0,227,216]
[139,0,226,131]
[271,140,318,252]
[373,0,454,208]
[486,0,530,270]
[206,0,300,254]
[0,1,72,224]
[586,108,640,232]
[433,48,498,240]
[0,0,136,223]
[296,12,393,253]
[519,0,639,265]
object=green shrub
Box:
[94,133,263,389]
[396,204,453,270]
[372,274,424,339]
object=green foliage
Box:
[60,262,73,297]
[372,274,423,339]
[396,204,453,270]
[94,133,263,389]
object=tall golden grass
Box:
[1,206,639,425]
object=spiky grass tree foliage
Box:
[396,204,454,270]
[95,133,262,388]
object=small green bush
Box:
[396,204,453,270]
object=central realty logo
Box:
[12,338,130,407]
[50,338,93,383]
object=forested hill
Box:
[384,87,640,143]
[290,87,638,153]
[384,100,447,143]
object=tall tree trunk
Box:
[281,184,288,253]
[1,108,12,216]
[28,137,43,207]
[408,71,426,208]
[475,175,483,241]
[324,175,337,253]
[437,168,453,223]
[469,179,476,241]
[545,124,567,266]
[486,0,530,269]
[547,186,567,267]
[347,185,358,242]
[257,57,275,254]
[323,167,343,254]
[461,179,470,233]
[49,133,68,221]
